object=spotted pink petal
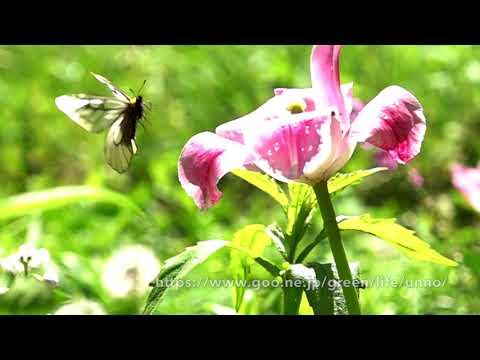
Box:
[451,164,480,212]
[244,111,334,183]
[310,46,348,128]
[216,88,318,145]
[351,85,426,165]
[313,114,356,181]
[178,132,253,210]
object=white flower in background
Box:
[102,245,160,298]
[1,245,50,275]
[41,266,60,286]
[1,244,59,287]
[53,299,106,315]
[32,264,60,287]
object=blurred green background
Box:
[0,45,478,315]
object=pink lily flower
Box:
[179,45,427,210]
[451,164,480,212]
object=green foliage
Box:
[232,168,387,264]
[285,183,317,261]
[338,215,458,267]
[290,262,362,315]
[327,168,388,195]
[265,224,288,260]
[144,240,227,315]
[232,170,289,209]
[0,186,141,222]
[230,225,273,311]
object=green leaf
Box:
[287,183,316,214]
[328,168,387,195]
[232,169,289,208]
[144,240,228,315]
[287,264,319,313]
[0,186,141,222]
[299,292,314,315]
[303,263,335,315]
[232,225,272,259]
[285,183,317,260]
[283,265,306,315]
[266,224,288,260]
[290,263,362,315]
[230,225,273,312]
[280,168,386,256]
[338,215,458,267]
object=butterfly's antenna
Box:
[128,88,136,97]
[137,80,147,95]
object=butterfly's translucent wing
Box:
[55,95,127,133]
[91,72,131,103]
[104,117,137,173]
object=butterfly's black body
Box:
[56,73,149,173]
[121,96,144,145]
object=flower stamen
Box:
[287,100,307,114]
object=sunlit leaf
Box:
[328,168,387,195]
[288,183,316,212]
[230,224,273,312]
[0,186,141,222]
[283,169,385,257]
[285,183,317,259]
[266,224,288,260]
[144,240,228,315]
[232,169,289,208]
[338,215,458,267]
[298,292,314,315]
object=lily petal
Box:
[451,164,480,212]
[341,82,353,119]
[310,45,348,127]
[304,112,355,181]
[216,89,318,144]
[178,132,253,210]
[244,111,333,183]
[351,85,426,164]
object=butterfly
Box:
[55,72,149,173]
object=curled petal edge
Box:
[178,132,253,210]
[350,85,427,165]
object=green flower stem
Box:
[313,181,361,315]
